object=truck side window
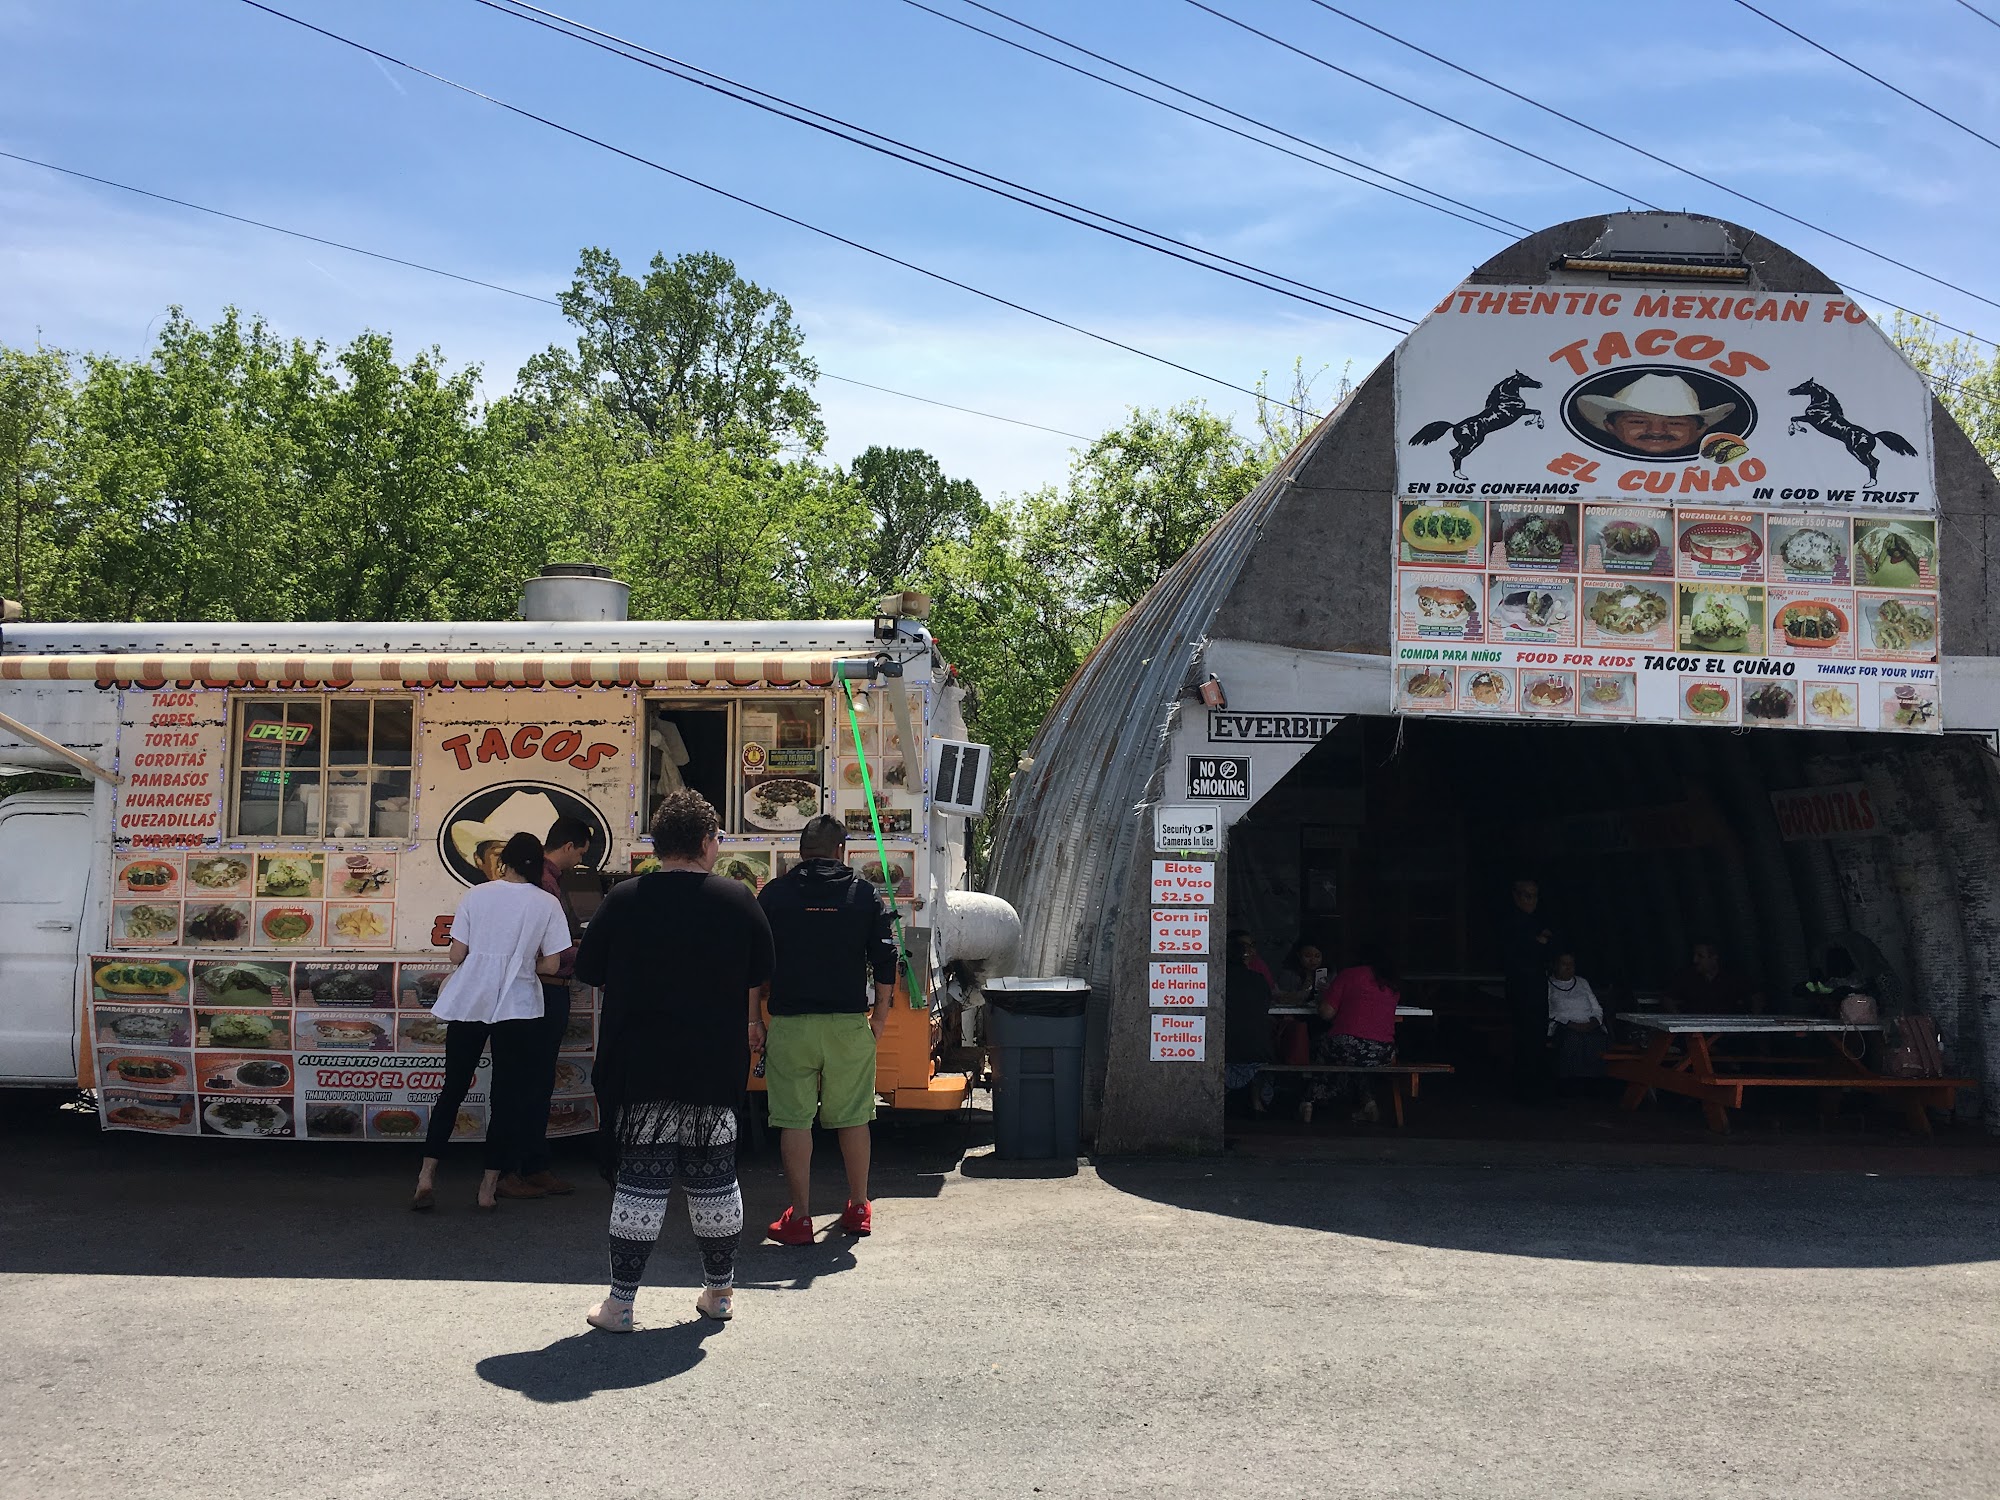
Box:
[231,696,415,839]
[645,704,729,830]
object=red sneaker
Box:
[767,1207,814,1245]
[839,1200,872,1236]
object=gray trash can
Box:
[984,977,1088,1160]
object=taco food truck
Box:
[0,567,1013,1141]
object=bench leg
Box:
[1701,1099,1731,1134]
[1392,1076,1406,1129]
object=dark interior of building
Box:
[1228,717,1997,1111]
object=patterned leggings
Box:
[607,1102,743,1302]
[1309,1032,1394,1106]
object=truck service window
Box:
[232,697,414,839]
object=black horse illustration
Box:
[1406,371,1543,478]
[1787,378,1917,489]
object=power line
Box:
[0,148,557,306]
[1298,0,2000,317]
[897,0,1526,237]
[1732,0,2000,154]
[468,0,1413,331]
[1957,0,2000,31]
[1180,0,1658,207]
[0,148,1092,440]
[819,371,1091,439]
[1175,0,1995,349]
[233,1,1332,416]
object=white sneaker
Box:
[1352,1097,1379,1124]
[1296,1100,1314,1124]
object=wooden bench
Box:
[1609,1016,1972,1135]
[1253,1063,1455,1127]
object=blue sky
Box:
[4,0,1997,497]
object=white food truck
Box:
[0,567,1014,1141]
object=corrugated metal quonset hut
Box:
[988,212,2000,1154]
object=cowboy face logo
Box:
[1561,366,1758,462]
[437,782,609,886]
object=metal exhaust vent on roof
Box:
[520,563,631,622]
[1554,252,1750,282]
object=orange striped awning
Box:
[0,652,874,691]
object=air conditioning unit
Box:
[928,738,992,817]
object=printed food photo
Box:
[112,901,182,946]
[193,959,293,1007]
[195,1009,288,1050]
[183,902,251,945]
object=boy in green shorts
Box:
[757,815,898,1242]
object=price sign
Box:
[1148,961,1208,1008]
[1150,859,1215,905]
[1149,1011,1206,1062]
[1150,908,1210,955]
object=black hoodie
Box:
[757,857,899,1015]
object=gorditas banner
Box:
[1396,287,1936,511]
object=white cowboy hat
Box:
[1576,373,1735,432]
[447,790,561,864]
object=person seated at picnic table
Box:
[1547,950,1610,1080]
[1667,940,1762,1016]
[1270,939,1327,1064]
[1230,929,1280,994]
[1223,931,1277,1115]
[1307,946,1401,1124]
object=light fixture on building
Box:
[1197,675,1227,709]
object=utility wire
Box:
[0,148,1092,441]
[1956,0,2000,31]
[233,1,1332,416]
[898,0,1526,236]
[819,371,1091,439]
[1177,0,1995,349]
[1181,0,1658,207]
[0,147,556,306]
[1298,0,2000,317]
[1732,0,2000,154]
[469,0,1413,330]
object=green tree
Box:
[289,331,518,621]
[1889,312,2000,474]
[518,247,823,455]
[847,444,987,593]
[1058,401,1268,624]
[0,343,72,609]
[48,308,317,621]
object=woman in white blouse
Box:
[411,832,573,1211]
[1546,949,1610,1080]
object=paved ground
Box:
[6,1095,2000,1500]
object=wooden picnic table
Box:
[1608,1013,1972,1135]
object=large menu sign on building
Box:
[1392,286,1942,732]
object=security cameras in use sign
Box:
[1186,756,1249,799]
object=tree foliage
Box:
[1890,312,2000,476]
[1,252,1289,855]
[518,247,823,455]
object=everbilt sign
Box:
[1206,712,1338,743]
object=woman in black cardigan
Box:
[574,789,774,1330]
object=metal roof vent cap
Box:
[520,563,631,622]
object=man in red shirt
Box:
[499,815,593,1199]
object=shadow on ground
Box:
[0,1095,981,1282]
[1094,1132,2000,1271]
[477,1320,727,1402]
